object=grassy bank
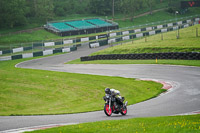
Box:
[115,8,200,28]
[92,25,200,55]
[67,59,200,67]
[1,9,200,46]
[67,25,200,66]
[0,59,163,116]
[29,114,200,133]
[0,30,63,46]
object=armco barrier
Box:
[0,56,11,61]
[70,46,77,51]
[99,39,108,46]
[2,49,12,54]
[24,46,32,51]
[33,51,43,57]
[53,49,62,54]
[22,53,33,58]
[11,55,23,60]
[8,46,78,60]
[89,36,96,40]
[80,52,200,61]
[33,42,43,47]
[55,41,63,45]
[2,16,199,55]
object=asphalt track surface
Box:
[1,45,200,132]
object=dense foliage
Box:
[0,0,184,28]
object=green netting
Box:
[87,19,112,27]
[50,22,75,31]
[66,20,96,29]
[48,18,117,33]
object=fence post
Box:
[177,26,180,39]
[42,41,44,51]
[132,36,133,44]
[62,39,64,48]
[75,37,76,47]
[145,34,147,42]
[21,43,23,54]
[10,44,12,56]
[32,42,33,53]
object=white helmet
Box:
[116,90,120,95]
[110,89,115,92]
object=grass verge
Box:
[67,59,200,67]
[92,25,200,55]
[67,25,200,67]
[0,58,163,116]
[1,9,200,46]
[29,114,200,133]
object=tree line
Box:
[0,0,182,28]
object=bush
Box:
[166,8,174,14]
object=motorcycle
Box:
[103,93,128,116]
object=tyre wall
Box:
[80,52,200,61]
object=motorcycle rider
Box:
[105,88,123,109]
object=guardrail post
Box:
[145,34,147,42]
[177,26,180,39]
[32,42,33,53]
[42,41,44,51]
[132,36,134,44]
[21,43,23,54]
[10,44,12,56]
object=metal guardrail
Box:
[1,15,199,59]
[112,14,200,32]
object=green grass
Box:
[92,25,200,55]
[0,30,63,46]
[29,114,200,133]
[116,10,179,28]
[0,58,163,116]
[1,8,200,46]
[116,8,200,28]
[0,29,107,47]
[67,25,200,67]
[0,24,42,35]
[67,59,200,67]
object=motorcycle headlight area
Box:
[106,95,110,98]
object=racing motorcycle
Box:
[103,93,128,116]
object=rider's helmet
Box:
[105,88,111,94]
[116,90,120,96]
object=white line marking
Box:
[139,78,180,96]
[1,123,78,133]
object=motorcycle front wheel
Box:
[121,106,127,115]
[104,103,112,116]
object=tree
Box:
[145,0,156,15]
[34,0,54,22]
[138,0,145,9]
[120,0,139,21]
[120,0,129,20]
[90,0,112,15]
[0,0,27,28]
[128,0,139,21]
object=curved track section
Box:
[1,45,200,132]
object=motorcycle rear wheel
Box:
[104,103,112,116]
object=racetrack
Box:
[1,45,200,132]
